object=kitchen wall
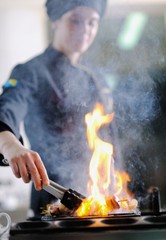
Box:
[0,0,49,86]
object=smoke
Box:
[111,70,161,197]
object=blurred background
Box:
[0,0,166,222]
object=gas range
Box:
[9,211,166,240]
[9,187,166,240]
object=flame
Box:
[76,103,138,216]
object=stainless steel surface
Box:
[43,180,67,200]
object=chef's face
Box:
[52,6,100,56]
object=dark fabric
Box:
[0,154,7,166]
[0,121,13,132]
[45,0,107,21]
[0,121,12,166]
[0,45,104,216]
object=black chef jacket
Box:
[0,45,103,216]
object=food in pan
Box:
[42,195,138,217]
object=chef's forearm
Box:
[0,131,22,157]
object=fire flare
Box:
[76,103,138,216]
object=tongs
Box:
[43,180,86,210]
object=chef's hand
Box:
[0,131,49,190]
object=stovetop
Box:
[9,211,166,240]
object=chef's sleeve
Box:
[0,63,38,165]
[0,63,38,139]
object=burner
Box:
[58,219,95,228]
[144,215,166,223]
[101,217,138,225]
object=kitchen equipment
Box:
[9,211,166,240]
[43,180,86,210]
[9,187,166,240]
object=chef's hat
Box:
[45,0,107,21]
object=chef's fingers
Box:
[17,154,32,183]
[22,152,42,189]
[26,152,49,190]
[33,153,49,187]
[9,158,21,178]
